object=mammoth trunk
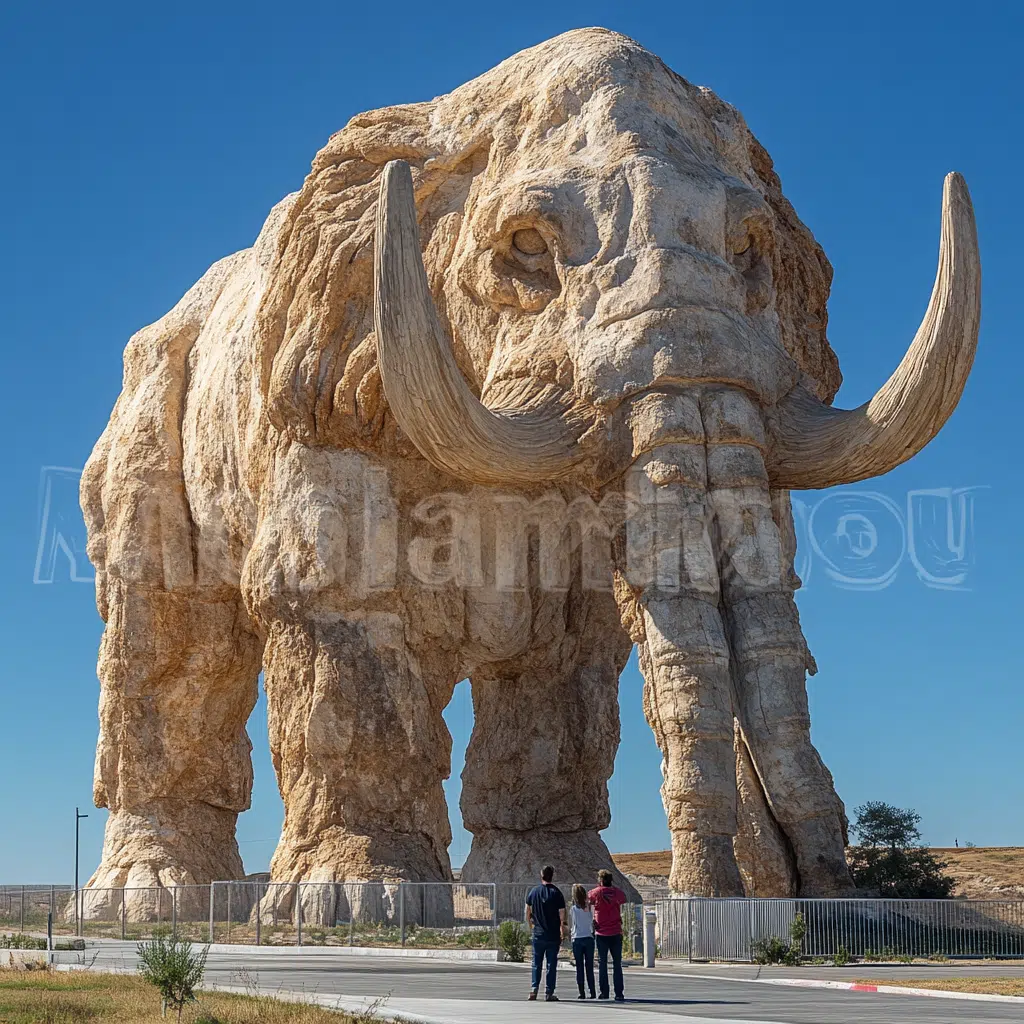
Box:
[615,389,854,896]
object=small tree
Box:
[848,802,956,899]
[137,935,209,1020]
[851,802,923,848]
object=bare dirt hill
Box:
[612,848,1024,899]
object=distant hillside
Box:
[613,847,1024,899]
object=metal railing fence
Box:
[657,897,1024,961]
[1,881,643,953]
[0,886,75,936]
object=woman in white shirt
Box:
[570,884,596,999]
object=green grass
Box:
[0,970,383,1023]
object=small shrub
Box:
[832,944,851,967]
[751,935,801,966]
[498,920,528,962]
[0,934,47,950]
[928,952,950,963]
[137,935,209,1021]
[751,914,805,966]
[456,928,493,949]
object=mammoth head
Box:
[259,29,979,490]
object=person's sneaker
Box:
[545,994,559,1001]
[614,995,625,1002]
[528,990,537,1001]
[577,992,586,1000]
[598,993,610,1000]
[588,992,596,999]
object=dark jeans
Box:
[531,936,560,994]
[572,936,595,995]
[596,933,624,999]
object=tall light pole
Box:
[75,807,88,937]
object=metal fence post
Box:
[296,883,303,948]
[172,886,178,940]
[686,898,693,964]
[399,883,406,947]
[20,886,25,933]
[208,883,215,945]
[255,884,261,947]
[121,889,127,941]
[492,883,498,949]
[349,885,355,947]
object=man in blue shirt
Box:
[525,865,566,1001]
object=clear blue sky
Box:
[2,1,1020,883]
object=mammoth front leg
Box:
[89,581,261,893]
[621,443,744,896]
[460,589,635,892]
[712,445,855,896]
[261,613,458,886]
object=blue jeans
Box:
[531,936,560,994]
[572,936,595,995]
[596,933,624,999]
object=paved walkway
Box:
[59,943,1024,1023]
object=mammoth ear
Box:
[253,104,447,450]
[746,136,842,404]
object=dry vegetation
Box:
[613,848,1024,899]
[0,970,381,1024]
[855,977,1024,997]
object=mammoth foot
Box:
[668,832,745,897]
[264,826,454,927]
[80,806,244,923]
[87,806,244,888]
[461,829,640,900]
[269,825,453,886]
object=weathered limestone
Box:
[460,585,635,893]
[82,28,979,905]
[734,725,798,897]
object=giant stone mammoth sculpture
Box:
[81,28,979,903]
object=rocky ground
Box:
[612,847,1024,898]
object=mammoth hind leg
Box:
[89,582,262,900]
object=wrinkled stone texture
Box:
[82,28,977,903]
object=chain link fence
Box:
[656,897,1024,961]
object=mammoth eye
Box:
[512,228,547,256]
[732,237,753,257]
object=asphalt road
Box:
[59,943,1023,1023]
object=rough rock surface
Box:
[82,29,979,905]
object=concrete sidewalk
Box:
[208,983,788,1024]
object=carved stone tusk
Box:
[373,160,582,485]
[769,172,981,490]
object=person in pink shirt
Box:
[587,870,627,1001]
